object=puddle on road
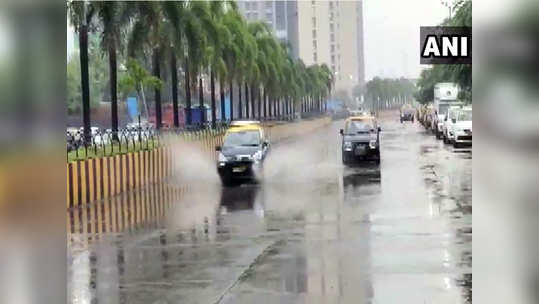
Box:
[68,119,472,304]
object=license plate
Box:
[354,146,366,156]
[232,166,246,173]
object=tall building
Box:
[238,0,366,93]
[237,0,290,41]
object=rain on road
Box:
[68,113,471,304]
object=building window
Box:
[330,33,335,42]
[312,17,316,26]
[330,23,334,32]
[252,2,258,9]
[313,40,317,49]
[313,52,318,62]
[311,0,315,5]
[332,65,336,72]
[331,55,335,63]
[266,1,272,8]
[312,29,317,38]
[330,12,334,21]
[245,2,250,10]
[329,1,334,9]
[331,45,335,53]
[266,12,273,20]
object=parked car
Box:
[451,107,472,148]
[340,115,381,164]
[424,107,436,131]
[216,122,270,186]
[442,106,463,144]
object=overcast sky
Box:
[363,0,449,81]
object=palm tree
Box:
[221,10,247,121]
[128,2,167,129]
[68,1,94,144]
[182,5,205,125]
[93,1,131,138]
[162,1,187,128]
[186,1,214,125]
[207,1,229,128]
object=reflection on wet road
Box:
[68,117,471,304]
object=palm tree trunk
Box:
[79,22,91,144]
[153,48,162,130]
[108,45,118,140]
[244,82,249,119]
[199,77,204,124]
[229,81,234,121]
[251,84,256,119]
[220,80,225,122]
[171,52,179,128]
[258,86,262,120]
[185,60,191,125]
[268,96,272,118]
[285,96,288,118]
[263,89,267,119]
[276,98,279,119]
[210,69,216,128]
[277,97,283,119]
[238,82,242,119]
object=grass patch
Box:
[67,139,159,162]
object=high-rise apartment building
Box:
[237,0,289,41]
[239,0,365,93]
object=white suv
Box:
[452,107,472,148]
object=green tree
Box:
[128,2,167,129]
[93,1,132,137]
[68,0,94,143]
[118,58,163,119]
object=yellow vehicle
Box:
[215,122,270,186]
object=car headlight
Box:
[218,152,228,163]
[369,140,377,149]
[343,141,352,151]
[253,150,263,162]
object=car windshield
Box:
[223,130,260,147]
[346,120,374,134]
[439,104,450,115]
[457,110,472,121]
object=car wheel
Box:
[220,176,234,187]
[342,152,348,165]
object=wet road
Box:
[68,114,471,304]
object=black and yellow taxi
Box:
[216,121,270,185]
[340,116,381,164]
